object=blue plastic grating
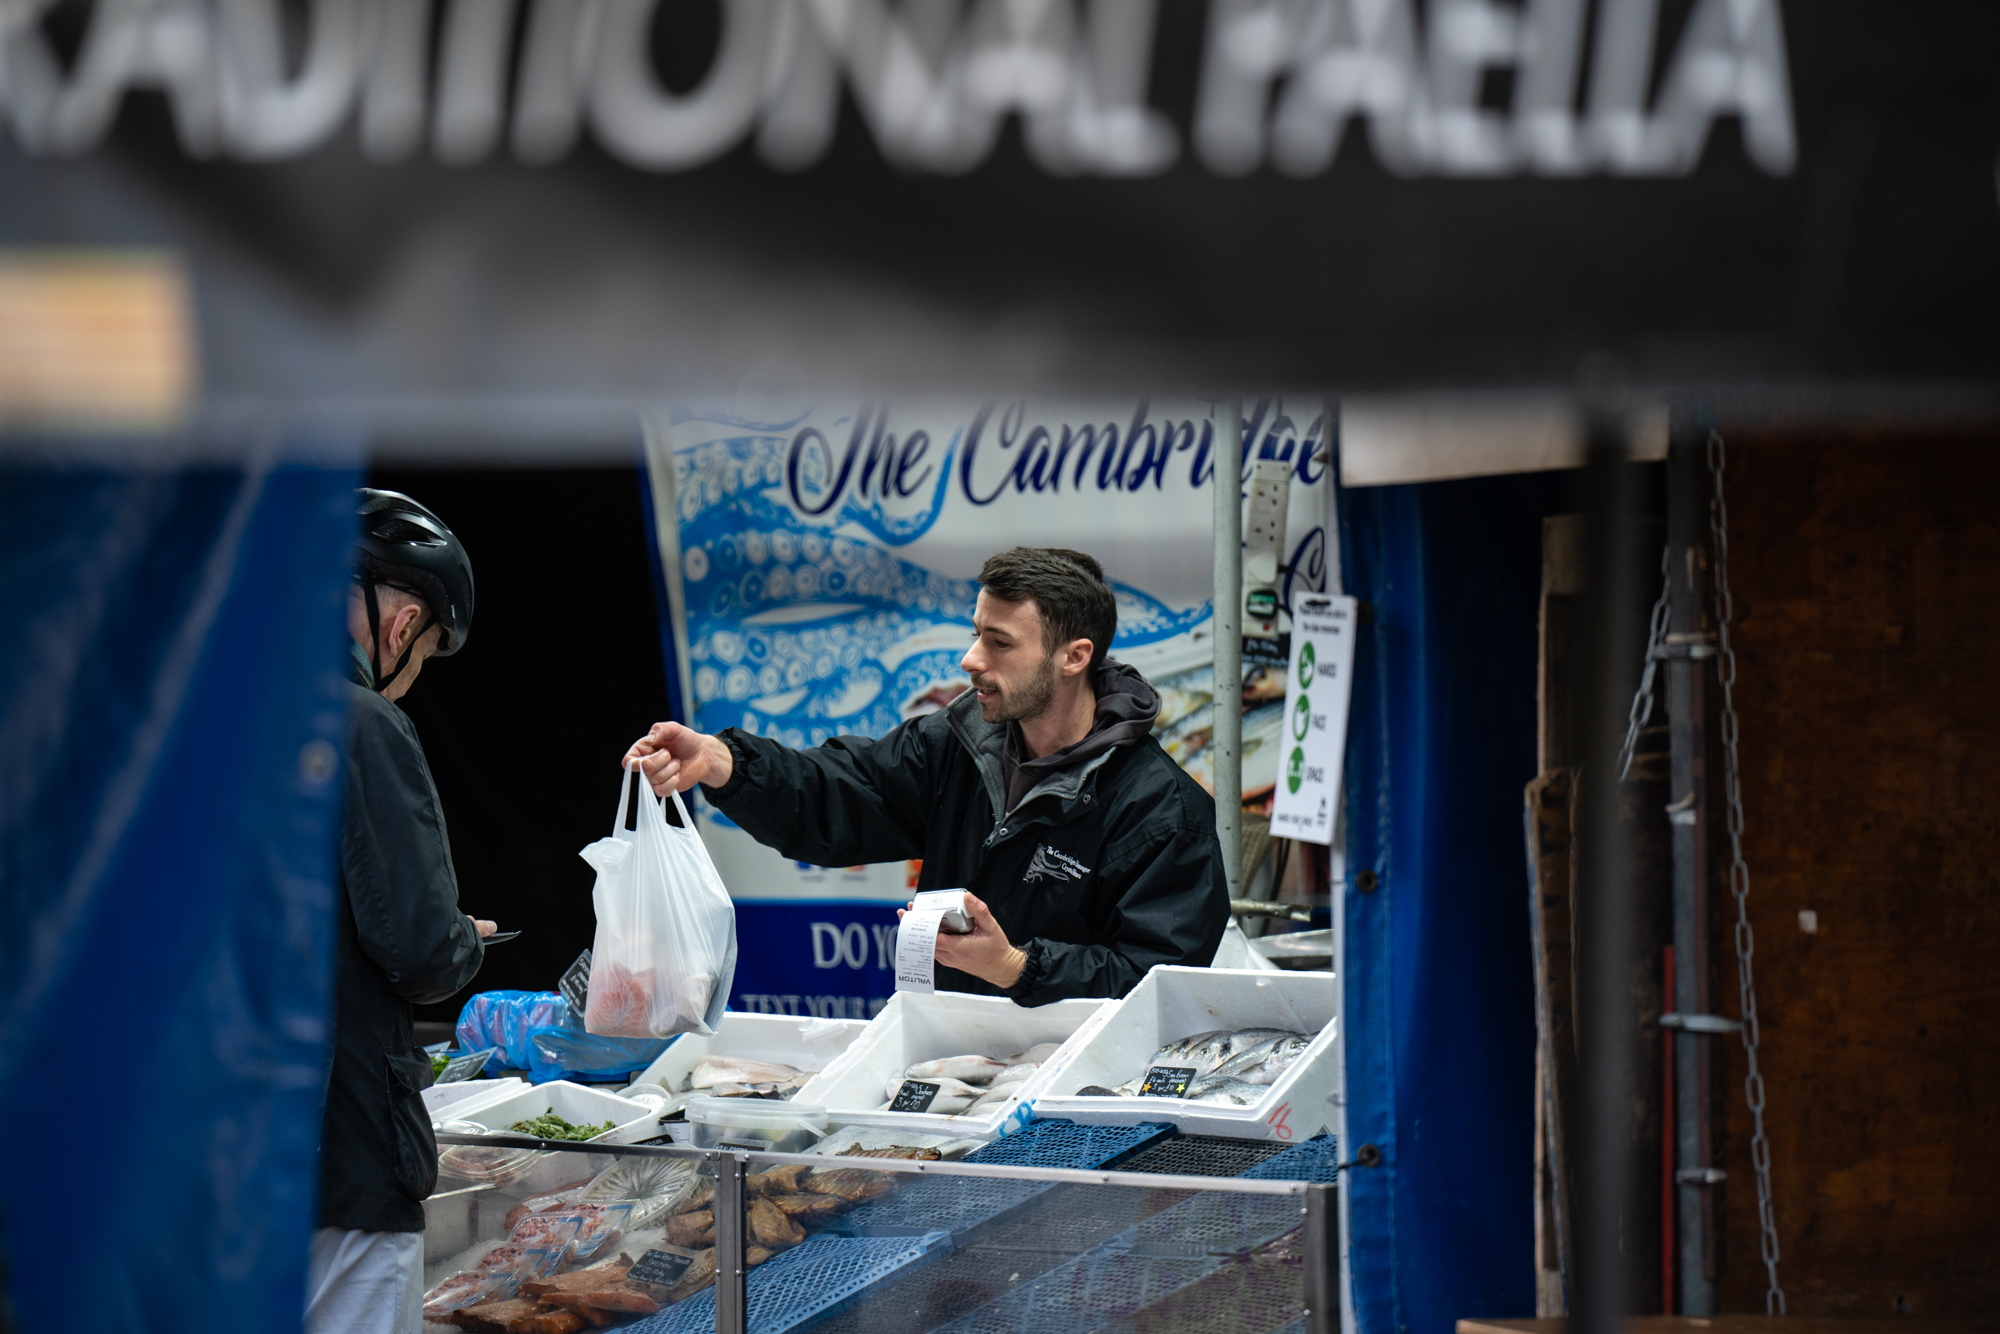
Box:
[962,1119,1175,1168]
[925,1246,1220,1334]
[627,1232,952,1334]
[1088,1230,1311,1334]
[825,1121,1175,1241]
[1128,1134,1340,1256]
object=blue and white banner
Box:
[642,398,1330,1016]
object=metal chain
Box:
[1707,428,1787,1314]
[1616,544,1673,781]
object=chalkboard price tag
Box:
[1139,1066,1197,1098]
[560,949,593,1016]
[629,1247,696,1289]
[437,1049,493,1084]
[889,1079,941,1113]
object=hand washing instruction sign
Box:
[1270,595,1357,846]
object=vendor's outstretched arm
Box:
[623,719,932,868]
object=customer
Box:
[311,490,494,1334]
[625,546,1227,1003]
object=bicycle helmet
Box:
[354,489,475,691]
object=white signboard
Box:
[1270,595,1357,846]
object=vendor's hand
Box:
[623,721,734,796]
[898,892,1026,990]
[474,919,498,938]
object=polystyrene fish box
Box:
[1031,966,1340,1142]
[796,991,1110,1140]
[627,1012,867,1096]
[448,1080,658,1146]
[424,1076,524,1124]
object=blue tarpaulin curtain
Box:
[0,458,358,1332]
[1338,469,1570,1334]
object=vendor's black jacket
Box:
[320,679,484,1233]
[703,664,1227,1004]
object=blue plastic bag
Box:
[455,990,573,1071]
[526,1026,673,1085]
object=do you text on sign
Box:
[1270,596,1358,846]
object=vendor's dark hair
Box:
[978,547,1117,671]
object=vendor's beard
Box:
[979,653,1058,724]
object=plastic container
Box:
[627,1011,867,1096]
[445,1079,658,1146]
[686,1096,828,1153]
[1031,966,1340,1142]
[795,991,1109,1140]
[423,1076,524,1123]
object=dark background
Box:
[365,462,674,1022]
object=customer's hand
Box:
[899,892,1027,990]
[624,722,734,796]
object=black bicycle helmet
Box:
[354,489,475,690]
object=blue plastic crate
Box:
[627,1232,953,1334]
[825,1121,1175,1242]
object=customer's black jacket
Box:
[703,677,1227,1004]
[319,681,485,1232]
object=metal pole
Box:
[712,1152,749,1334]
[1304,1181,1339,1334]
[1214,398,1243,897]
[1664,426,1719,1314]
[1573,406,1643,1334]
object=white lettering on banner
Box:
[871,923,897,969]
[810,920,877,968]
[0,0,1794,179]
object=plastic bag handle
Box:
[666,785,696,833]
[613,761,644,837]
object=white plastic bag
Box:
[578,766,738,1038]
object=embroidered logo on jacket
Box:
[1024,844,1092,883]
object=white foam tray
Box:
[626,1012,867,1096]
[796,991,1110,1140]
[1031,966,1340,1142]
[446,1080,657,1147]
[424,1077,524,1124]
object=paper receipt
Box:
[895,909,945,993]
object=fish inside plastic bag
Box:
[579,768,737,1039]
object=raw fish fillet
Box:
[447,1298,545,1331]
[1005,1042,1061,1065]
[690,1056,810,1090]
[803,1168,898,1202]
[519,1257,633,1298]
[769,1192,845,1220]
[749,1162,811,1195]
[749,1197,806,1248]
[904,1054,1011,1083]
[666,1210,714,1248]
[512,1307,586,1334]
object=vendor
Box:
[625,546,1228,1004]
[311,490,495,1334]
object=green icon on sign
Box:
[1298,641,1316,688]
[1292,693,1311,741]
[1286,747,1306,795]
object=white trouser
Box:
[305,1227,424,1334]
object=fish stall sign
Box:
[1269,595,1357,846]
[0,0,1795,182]
[643,398,1332,1017]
